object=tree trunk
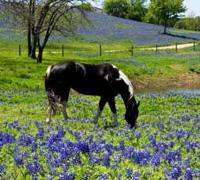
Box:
[37,46,43,63]
[163,19,167,34]
[27,26,32,57]
[31,35,37,59]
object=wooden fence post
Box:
[99,44,102,56]
[19,45,21,56]
[131,45,133,56]
[155,44,158,53]
[176,43,178,52]
[62,45,64,57]
[193,41,196,51]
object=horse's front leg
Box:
[93,97,107,124]
[108,96,119,127]
[61,101,69,119]
[61,90,70,120]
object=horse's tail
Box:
[45,65,57,116]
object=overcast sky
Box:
[184,0,200,16]
[92,0,200,17]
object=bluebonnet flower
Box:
[0,131,15,145]
[83,171,91,180]
[105,142,113,155]
[103,153,110,167]
[119,140,125,150]
[164,169,171,176]
[59,170,75,180]
[184,168,193,180]
[99,172,108,180]
[150,154,160,166]
[72,154,81,165]
[132,171,140,180]
[126,168,132,178]
[77,141,90,154]
[14,150,24,166]
[18,133,33,146]
[31,141,38,152]
[135,132,141,140]
[89,155,101,165]
[0,164,7,174]
[170,165,181,179]
[113,153,121,164]
[26,161,43,175]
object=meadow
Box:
[1,11,200,180]
[1,88,200,179]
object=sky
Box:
[91,0,200,17]
[184,0,200,17]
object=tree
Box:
[103,0,130,18]
[1,0,87,63]
[127,0,147,21]
[146,0,186,34]
[174,17,200,31]
[103,0,147,21]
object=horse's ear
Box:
[137,101,140,108]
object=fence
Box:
[1,42,200,58]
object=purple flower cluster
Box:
[76,12,200,45]
[1,89,200,179]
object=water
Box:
[137,88,200,95]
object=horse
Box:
[45,61,140,128]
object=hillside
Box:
[0,11,200,45]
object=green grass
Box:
[0,41,200,91]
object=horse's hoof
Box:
[46,119,51,124]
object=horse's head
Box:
[125,96,140,128]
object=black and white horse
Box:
[45,61,140,128]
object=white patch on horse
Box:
[76,63,86,77]
[104,74,109,81]
[112,65,134,96]
[46,65,52,78]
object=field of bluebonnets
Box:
[1,11,200,180]
[1,11,200,45]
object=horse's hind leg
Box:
[46,106,52,124]
[108,97,118,127]
[60,89,70,120]
[93,97,107,124]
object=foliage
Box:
[103,0,147,21]
[77,3,93,11]
[127,0,147,21]
[145,0,186,34]
[174,17,200,31]
[103,0,130,19]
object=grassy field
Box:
[1,41,200,91]
[1,10,200,179]
[1,86,200,179]
[0,42,200,179]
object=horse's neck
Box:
[120,91,133,109]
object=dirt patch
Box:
[169,65,187,71]
[132,72,200,93]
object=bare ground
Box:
[132,72,200,92]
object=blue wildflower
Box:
[126,168,132,178]
[103,153,110,167]
[184,169,192,180]
[77,141,90,154]
[99,172,108,180]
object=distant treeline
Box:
[81,0,200,33]
[174,17,200,31]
